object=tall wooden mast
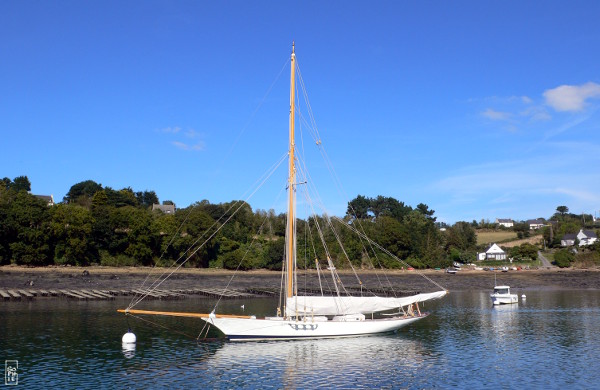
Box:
[286,43,296,299]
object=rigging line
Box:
[129,64,292,300]
[296,72,392,293]
[130,151,287,302]
[212,183,287,314]
[129,195,256,308]
[128,152,288,309]
[295,91,386,296]
[307,214,334,296]
[298,58,415,298]
[304,212,325,295]
[294,153,361,293]
[294,170,346,301]
[345,207,396,295]
[295,61,321,143]
[218,58,290,169]
[331,216,447,292]
[279,255,285,316]
[130,153,287,309]
[128,202,197,308]
[125,312,198,340]
[133,70,290,299]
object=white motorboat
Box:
[490,285,518,305]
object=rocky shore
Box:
[1,265,600,294]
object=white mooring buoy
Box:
[122,330,137,344]
[521,294,526,300]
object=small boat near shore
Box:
[490,285,518,305]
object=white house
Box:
[34,194,55,206]
[477,243,507,261]
[561,233,577,247]
[579,230,598,246]
[561,229,598,247]
[495,218,514,228]
[152,204,176,214]
[527,219,545,230]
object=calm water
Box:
[2,290,600,389]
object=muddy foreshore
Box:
[1,266,600,293]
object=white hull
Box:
[491,285,518,305]
[491,294,518,305]
[203,314,428,341]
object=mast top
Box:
[292,41,295,56]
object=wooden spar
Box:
[286,42,296,299]
[117,309,253,319]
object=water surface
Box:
[2,290,599,388]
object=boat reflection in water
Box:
[205,334,430,388]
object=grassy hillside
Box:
[476,230,518,246]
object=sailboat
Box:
[118,44,447,341]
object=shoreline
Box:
[2,265,600,293]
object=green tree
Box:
[50,204,96,265]
[263,237,284,270]
[1,176,31,192]
[64,180,103,205]
[403,210,445,268]
[347,195,370,219]
[416,203,436,222]
[375,215,411,264]
[171,205,218,267]
[11,176,32,192]
[556,205,569,217]
[106,206,155,265]
[6,192,52,265]
[557,221,581,238]
[514,222,531,239]
[90,190,112,250]
[136,190,159,208]
[508,243,538,261]
[104,187,138,208]
[554,248,574,268]
[445,221,477,251]
[370,196,411,220]
[150,212,179,264]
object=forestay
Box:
[286,290,447,316]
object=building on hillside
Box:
[576,229,598,246]
[152,204,176,214]
[477,243,507,261]
[527,219,545,230]
[495,218,514,228]
[34,194,55,206]
[560,233,577,247]
[562,229,598,247]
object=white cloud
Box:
[543,82,600,112]
[429,152,600,223]
[158,126,181,134]
[520,106,551,121]
[185,129,199,138]
[172,141,205,151]
[554,187,600,203]
[481,108,511,121]
[521,96,533,104]
[158,126,205,151]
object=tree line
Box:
[2,175,563,269]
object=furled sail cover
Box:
[286,290,447,316]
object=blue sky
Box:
[2,1,600,224]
